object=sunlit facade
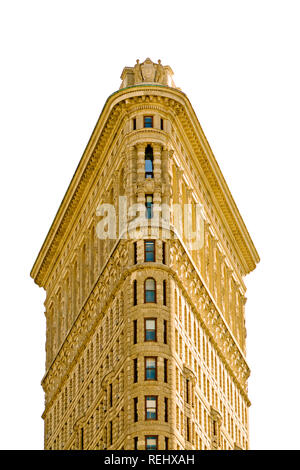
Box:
[31,59,259,450]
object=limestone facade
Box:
[31,59,259,450]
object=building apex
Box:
[120,58,176,89]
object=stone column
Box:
[125,146,137,211]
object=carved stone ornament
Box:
[120,58,176,89]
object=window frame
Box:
[144,277,156,303]
[144,115,153,128]
[145,145,154,178]
[145,356,157,381]
[145,194,154,219]
[144,317,157,342]
[144,240,155,262]
[145,395,158,421]
[145,435,158,450]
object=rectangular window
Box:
[186,379,189,403]
[133,280,137,306]
[145,240,155,262]
[164,398,168,422]
[145,318,157,341]
[134,242,137,264]
[145,396,157,420]
[145,194,153,219]
[80,428,84,450]
[134,397,138,422]
[110,383,113,407]
[110,420,113,445]
[134,437,138,450]
[163,320,167,344]
[133,320,137,344]
[163,280,167,306]
[145,357,157,380]
[144,116,153,128]
[133,118,137,130]
[133,358,138,383]
[165,437,169,450]
[162,242,166,264]
[160,118,164,130]
[187,418,190,442]
[164,359,168,383]
[145,436,158,450]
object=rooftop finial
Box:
[120,58,176,89]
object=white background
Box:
[0,0,299,450]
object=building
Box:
[30,58,259,450]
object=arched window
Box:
[145,145,153,178]
[144,278,156,303]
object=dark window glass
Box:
[134,437,138,450]
[145,278,156,303]
[110,383,113,407]
[134,397,138,422]
[110,421,113,445]
[146,436,157,450]
[80,428,84,450]
[144,116,153,128]
[133,319,137,344]
[213,420,217,436]
[163,280,167,306]
[145,241,155,262]
[186,379,189,403]
[133,118,136,130]
[165,437,169,450]
[145,318,156,341]
[164,358,168,383]
[163,320,167,344]
[160,118,164,130]
[134,358,138,383]
[187,418,190,442]
[145,145,153,178]
[145,194,153,219]
[164,398,168,422]
[162,242,166,264]
[133,280,137,306]
[145,357,157,380]
[134,242,137,264]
